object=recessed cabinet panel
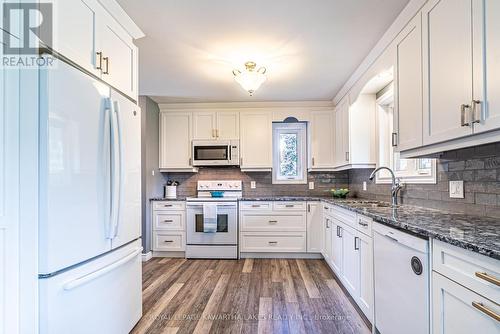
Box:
[193,112,217,140]
[239,111,272,169]
[395,13,423,151]
[159,112,192,169]
[473,0,500,134]
[422,0,474,145]
[217,111,239,139]
[310,111,335,169]
[53,0,100,76]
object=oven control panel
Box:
[197,180,242,191]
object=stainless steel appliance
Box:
[186,180,242,259]
[191,140,239,166]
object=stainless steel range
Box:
[185,180,242,259]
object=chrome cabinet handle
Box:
[96,51,103,70]
[103,57,109,74]
[216,129,219,138]
[325,219,330,228]
[163,240,174,243]
[336,226,340,237]
[268,241,278,245]
[358,218,368,227]
[163,204,173,207]
[392,132,398,147]
[338,226,343,238]
[268,220,278,224]
[354,237,360,250]
[163,219,174,223]
[252,204,260,208]
[345,151,349,161]
[472,301,500,322]
[475,272,500,287]
[461,104,471,126]
[472,100,482,124]
[312,157,315,166]
[307,204,310,212]
[285,204,294,208]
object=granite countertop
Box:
[150,197,187,201]
[149,195,500,260]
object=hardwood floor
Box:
[132,258,371,334]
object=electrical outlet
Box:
[151,170,155,176]
[250,181,256,189]
[363,181,367,191]
[309,181,314,190]
[449,180,464,198]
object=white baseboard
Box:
[240,252,323,259]
[152,251,185,258]
[141,251,153,262]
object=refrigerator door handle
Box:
[112,99,124,238]
[104,101,114,239]
[109,99,120,239]
[62,247,142,291]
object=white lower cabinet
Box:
[432,272,500,334]
[152,201,186,253]
[323,214,334,265]
[326,208,373,322]
[306,202,323,253]
[239,201,306,253]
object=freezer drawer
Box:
[39,240,142,334]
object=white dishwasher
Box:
[373,222,429,334]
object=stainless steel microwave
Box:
[192,140,239,166]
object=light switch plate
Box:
[309,181,314,190]
[250,181,256,189]
[449,180,464,198]
[363,181,367,191]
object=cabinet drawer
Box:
[433,240,500,302]
[153,232,185,251]
[273,201,306,211]
[240,214,306,232]
[355,214,372,236]
[153,211,184,231]
[433,272,500,334]
[239,202,272,211]
[332,205,357,225]
[240,232,306,252]
[152,201,185,211]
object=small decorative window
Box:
[272,122,307,184]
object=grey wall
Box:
[165,168,349,198]
[349,142,500,218]
[140,96,166,253]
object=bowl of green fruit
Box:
[331,188,349,199]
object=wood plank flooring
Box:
[132,258,371,334]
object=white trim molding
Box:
[141,252,153,262]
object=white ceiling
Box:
[117,0,410,103]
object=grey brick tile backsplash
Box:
[161,143,500,218]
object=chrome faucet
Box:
[369,167,403,206]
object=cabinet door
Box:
[323,216,333,263]
[357,232,373,322]
[422,0,473,145]
[217,111,239,139]
[159,112,192,169]
[330,219,343,275]
[53,0,100,76]
[334,98,350,166]
[193,112,217,140]
[239,111,272,169]
[98,13,138,100]
[307,203,323,253]
[310,110,335,169]
[432,272,500,334]
[473,0,500,133]
[394,13,423,151]
[340,224,359,296]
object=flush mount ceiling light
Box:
[232,61,267,96]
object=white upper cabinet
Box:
[239,111,272,170]
[193,112,217,140]
[422,0,474,145]
[159,112,193,170]
[53,0,101,76]
[98,13,138,100]
[310,110,335,170]
[52,0,141,100]
[193,111,240,140]
[472,0,500,134]
[334,97,350,167]
[217,111,240,139]
[394,12,423,151]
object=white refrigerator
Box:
[38,58,142,334]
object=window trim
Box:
[375,84,437,185]
[272,122,307,184]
